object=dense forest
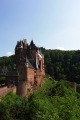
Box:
[0,55,15,72]
[0,78,80,120]
[44,49,80,83]
[0,49,80,83]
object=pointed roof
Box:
[25,56,35,69]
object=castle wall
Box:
[16,81,27,97]
[35,70,44,87]
[25,68,34,85]
[15,48,23,67]
[18,65,25,81]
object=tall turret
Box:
[15,40,24,68]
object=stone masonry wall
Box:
[25,68,34,85]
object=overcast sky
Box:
[0,0,80,56]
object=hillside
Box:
[44,49,80,83]
[0,78,80,120]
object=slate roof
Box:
[25,56,35,69]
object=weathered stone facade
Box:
[15,39,45,96]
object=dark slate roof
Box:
[25,56,35,69]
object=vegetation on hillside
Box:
[0,49,80,83]
[0,55,15,72]
[0,78,80,120]
[0,49,80,119]
[44,49,80,83]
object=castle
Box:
[6,39,45,96]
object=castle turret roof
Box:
[25,56,35,69]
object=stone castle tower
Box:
[15,39,45,97]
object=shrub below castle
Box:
[0,78,80,120]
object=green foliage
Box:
[0,77,5,81]
[1,92,29,120]
[28,79,80,120]
[0,55,15,72]
[44,49,80,83]
[0,77,6,87]
[50,80,74,97]
[0,79,80,120]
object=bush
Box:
[1,92,29,120]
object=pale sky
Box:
[0,0,80,56]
